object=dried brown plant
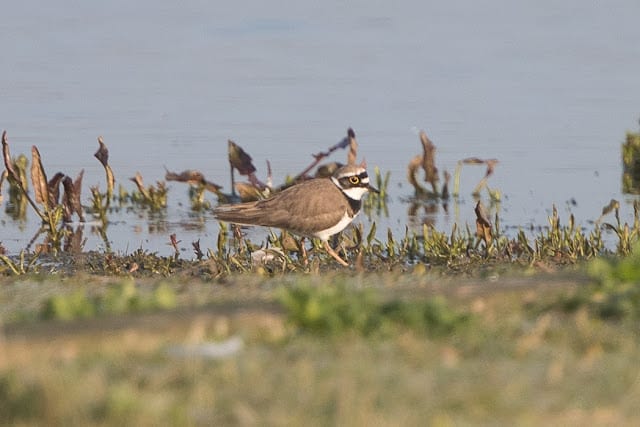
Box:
[420,131,439,193]
[294,128,353,181]
[62,170,85,222]
[407,130,441,197]
[164,169,222,193]
[475,200,492,246]
[94,136,115,202]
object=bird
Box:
[213,163,378,266]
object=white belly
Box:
[313,211,357,241]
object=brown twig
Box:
[169,233,181,258]
[294,128,354,181]
[164,167,222,193]
[192,239,204,261]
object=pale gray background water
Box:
[1,1,639,256]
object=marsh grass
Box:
[531,240,640,321]
[2,129,640,277]
[278,280,470,337]
[40,278,176,321]
[1,197,637,279]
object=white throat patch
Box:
[341,186,369,200]
[331,176,370,201]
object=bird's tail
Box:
[213,202,265,226]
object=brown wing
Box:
[213,178,349,237]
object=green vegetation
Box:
[40,279,176,321]
[1,198,636,277]
[279,281,469,337]
[537,241,640,321]
[0,250,41,275]
[362,165,390,215]
[1,128,640,277]
[622,130,640,194]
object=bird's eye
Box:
[349,176,360,184]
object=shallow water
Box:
[1,1,640,256]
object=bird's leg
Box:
[323,240,349,267]
[299,237,308,266]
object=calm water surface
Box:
[1,1,639,256]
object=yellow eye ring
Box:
[349,176,360,184]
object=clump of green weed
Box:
[362,166,390,216]
[420,223,471,264]
[41,279,176,320]
[278,281,470,337]
[41,288,96,320]
[127,172,168,210]
[588,244,640,287]
[380,296,471,337]
[622,130,640,194]
[278,283,378,335]
[532,206,604,262]
[0,372,46,423]
[0,250,41,275]
[539,242,640,320]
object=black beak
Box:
[367,184,380,194]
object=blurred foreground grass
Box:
[2,262,640,425]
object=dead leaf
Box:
[2,131,20,183]
[475,200,492,245]
[47,172,65,208]
[94,136,109,166]
[0,170,6,202]
[130,172,151,200]
[601,199,619,216]
[228,140,267,194]
[441,170,451,200]
[228,140,256,175]
[164,168,222,193]
[61,176,74,222]
[62,170,85,222]
[94,136,115,197]
[235,182,263,202]
[73,170,85,220]
[485,159,499,178]
[30,146,50,209]
[461,157,485,165]
[165,169,205,185]
[63,225,85,254]
[419,131,439,193]
[407,154,428,195]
